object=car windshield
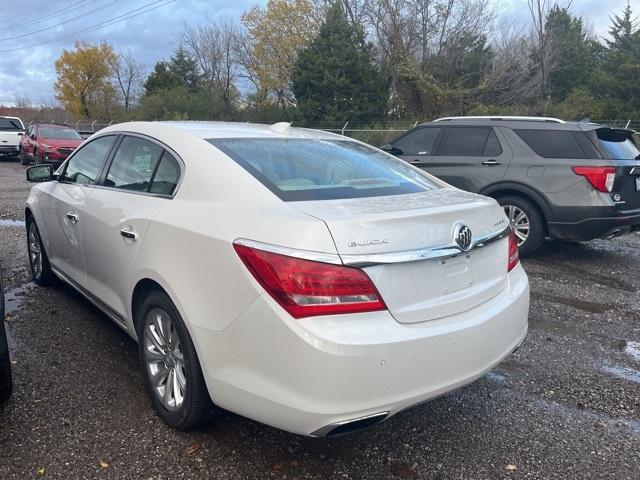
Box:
[208,138,440,201]
[595,128,640,160]
[39,127,81,140]
[0,118,23,131]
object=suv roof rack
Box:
[433,116,565,124]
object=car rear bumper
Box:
[548,207,640,241]
[193,264,529,436]
[0,146,19,155]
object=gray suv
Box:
[383,116,640,255]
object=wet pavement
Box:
[0,160,639,479]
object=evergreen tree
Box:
[546,6,598,102]
[291,3,387,123]
[593,1,640,118]
[144,47,199,94]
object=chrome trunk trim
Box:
[234,225,510,268]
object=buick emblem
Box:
[454,224,472,251]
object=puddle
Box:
[0,218,25,228]
[624,341,640,362]
[602,365,640,383]
[531,292,616,314]
[4,283,34,316]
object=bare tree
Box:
[110,51,145,112]
[181,16,241,110]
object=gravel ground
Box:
[0,160,639,479]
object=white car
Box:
[0,116,25,160]
[24,121,529,436]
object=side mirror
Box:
[26,164,54,183]
[17,132,23,136]
[381,144,403,155]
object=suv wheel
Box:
[498,195,545,256]
[137,290,218,429]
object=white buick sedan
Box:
[24,121,529,436]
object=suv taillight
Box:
[572,166,616,192]
[233,243,387,318]
[508,230,520,272]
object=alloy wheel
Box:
[28,223,43,279]
[143,308,187,411]
[503,204,530,246]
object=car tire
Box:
[136,290,218,430]
[20,149,30,165]
[0,268,12,402]
[497,195,545,257]
[26,217,55,286]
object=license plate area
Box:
[440,255,473,295]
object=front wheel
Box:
[498,195,545,257]
[27,217,54,285]
[137,291,218,429]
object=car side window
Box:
[514,129,587,159]
[61,135,116,185]
[149,151,181,195]
[105,136,164,192]
[437,127,501,156]
[393,127,441,156]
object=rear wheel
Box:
[27,217,54,285]
[137,290,218,429]
[497,195,545,256]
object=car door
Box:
[427,126,512,192]
[390,126,443,167]
[40,135,118,287]
[22,126,34,156]
[81,134,182,323]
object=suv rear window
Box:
[209,138,439,201]
[593,128,640,160]
[514,129,587,159]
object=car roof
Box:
[102,121,343,140]
[36,123,74,128]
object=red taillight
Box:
[233,243,386,318]
[571,166,616,192]
[507,230,520,272]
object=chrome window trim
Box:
[234,225,510,267]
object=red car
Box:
[20,124,83,166]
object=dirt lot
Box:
[0,160,638,479]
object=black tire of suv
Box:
[26,217,55,286]
[497,195,545,257]
[0,267,12,402]
[136,290,219,430]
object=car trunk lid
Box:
[290,189,511,324]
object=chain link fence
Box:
[23,119,640,146]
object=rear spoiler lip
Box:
[235,225,512,269]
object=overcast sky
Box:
[0,0,634,105]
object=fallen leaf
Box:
[99,461,109,469]
[37,467,45,476]
[506,464,517,471]
[272,463,284,472]
[184,442,201,455]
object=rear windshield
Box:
[39,127,82,140]
[208,138,439,201]
[594,128,640,160]
[0,118,23,131]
